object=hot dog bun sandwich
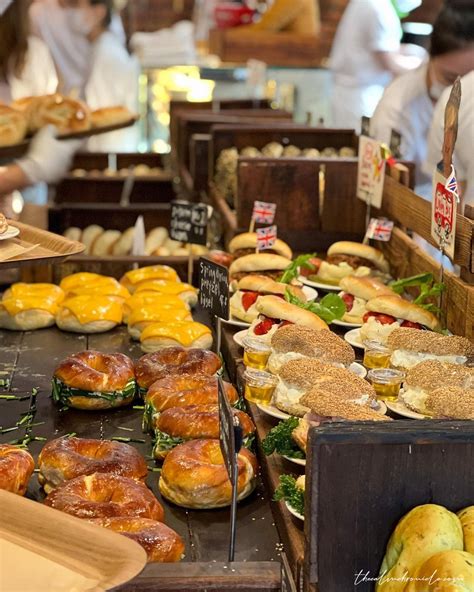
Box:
[230,275,306,323]
[338,275,395,324]
[307,242,389,286]
[140,321,213,353]
[229,254,292,289]
[387,328,474,370]
[56,295,123,333]
[268,325,355,374]
[120,265,180,293]
[228,232,292,260]
[135,280,198,307]
[247,295,329,342]
[0,283,65,331]
[400,360,474,416]
[360,295,442,344]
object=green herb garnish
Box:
[279,254,317,284]
[285,289,345,323]
[389,273,445,316]
[51,377,136,408]
[274,474,305,516]
[262,417,304,459]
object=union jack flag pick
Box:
[252,201,277,224]
[256,225,277,251]
[445,165,460,202]
[365,218,394,242]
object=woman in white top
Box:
[329,0,424,131]
[371,3,474,197]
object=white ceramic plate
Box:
[332,318,363,329]
[385,400,429,420]
[350,362,367,378]
[344,328,365,349]
[302,286,318,301]
[0,226,20,241]
[298,275,340,292]
[233,329,249,348]
[256,403,290,421]
[282,455,306,467]
[285,501,304,521]
[224,316,251,328]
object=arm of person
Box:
[0,164,31,197]
[375,50,422,76]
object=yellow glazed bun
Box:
[59,272,105,293]
[140,321,213,353]
[120,266,180,293]
[135,280,198,307]
[127,306,193,340]
[122,292,188,324]
[56,295,123,334]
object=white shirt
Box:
[329,0,401,129]
[371,62,433,194]
[424,71,474,209]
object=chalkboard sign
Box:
[198,257,229,320]
[170,201,208,246]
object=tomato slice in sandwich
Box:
[341,293,354,312]
[242,291,259,311]
[300,257,322,277]
[253,317,274,335]
[363,312,397,325]
[400,320,423,329]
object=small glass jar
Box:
[363,340,391,369]
[242,337,272,370]
[368,368,405,402]
[243,368,278,405]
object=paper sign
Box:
[356,135,386,209]
[198,257,229,320]
[131,215,146,256]
[365,218,394,242]
[256,225,277,251]
[252,200,276,224]
[247,59,267,98]
[431,169,457,260]
[170,201,208,246]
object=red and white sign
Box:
[356,136,386,209]
[256,225,277,251]
[431,168,457,260]
[365,218,394,242]
[252,201,276,224]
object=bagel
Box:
[120,266,180,293]
[88,517,184,563]
[64,276,130,303]
[135,347,221,396]
[52,350,136,410]
[59,272,105,293]
[44,473,164,520]
[152,404,255,459]
[159,439,258,509]
[56,295,123,333]
[127,306,193,340]
[135,280,198,307]
[0,282,65,330]
[143,375,239,432]
[38,437,147,493]
[140,321,213,353]
[122,292,188,324]
[29,93,91,134]
[112,227,135,256]
[90,229,121,256]
[90,106,133,128]
[0,445,35,496]
[0,105,28,147]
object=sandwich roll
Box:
[327,241,389,273]
[81,225,104,255]
[56,295,123,333]
[425,386,474,420]
[128,306,193,340]
[112,227,135,256]
[339,275,394,324]
[135,280,198,307]
[228,232,292,259]
[120,265,180,293]
[145,227,169,255]
[91,229,121,256]
[229,253,292,287]
[140,321,213,353]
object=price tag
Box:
[170,201,208,246]
[280,552,298,592]
[356,135,386,209]
[198,258,230,320]
[431,168,457,260]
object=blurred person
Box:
[371,2,474,197]
[424,70,474,211]
[329,0,425,131]
[30,0,126,96]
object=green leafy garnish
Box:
[285,289,345,323]
[390,272,434,293]
[152,429,185,457]
[279,254,317,284]
[52,377,136,408]
[262,417,304,459]
[274,474,305,516]
[389,273,445,315]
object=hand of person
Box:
[16,125,82,185]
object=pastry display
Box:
[55,294,123,333]
[0,283,65,331]
[127,305,193,340]
[0,445,35,496]
[38,437,148,493]
[143,374,239,432]
[139,321,213,353]
[152,404,255,459]
[52,351,136,410]
[135,280,198,307]
[88,517,185,563]
[135,347,221,396]
[44,473,164,520]
[159,439,258,509]
[228,232,292,260]
[338,275,395,324]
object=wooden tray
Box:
[0,489,146,592]
[0,220,84,269]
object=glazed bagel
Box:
[52,351,136,410]
[143,374,239,432]
[38,437,147,493]
[159,439,258,509]
[56,295,123,333]
[44,473,164,520]
[0,445,35,496]
[152,404,255,459]
[88,517,184,563]
[135,347,221,395]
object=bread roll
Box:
[403,550,474,592]
[120,265,180,293]
[112,227,135,256]
[56,295,123,333]
[140,321,213,353]
[30,94,91,134]
[0,284,65,331]
[81,225,104,255]
[0,106,28,147]
[366,295,441,331]
[128,306,193,340]
[91,229,121,256]
[135,280,198,307]
[122,292,188,324]
[228,232,292,259]
[458,507,474,553]
[377,505,464,592]
[145,227,168,256]
[59,272,105,293]
[255,295,329,331]
[63,227,82,242]
[229,253,292,276]
[10,96,41,131]
[90,106,132,128]
[339,275,393,301]
[327,241,389,273]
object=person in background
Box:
[329,0,425,131]
[371,2,474,198]
[30,0,126,97]
[0,0,78,211]
[424,70,474,212]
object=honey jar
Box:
[367,368,405,402]
[242,337,272,370]
[363,340,391,369]
[243,368,278,405]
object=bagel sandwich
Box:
[59,272,105,293]
[120,265,180,293]
[338,275,395,324]
[230,275,306,323]
[63,276,130,303]
[135,280,198,307]
[229,253,292,289]
[56,295,123,333]
[123,292,188,324]
[228,232,292,260]
[140,321,213,353]
[127,306,193,340]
